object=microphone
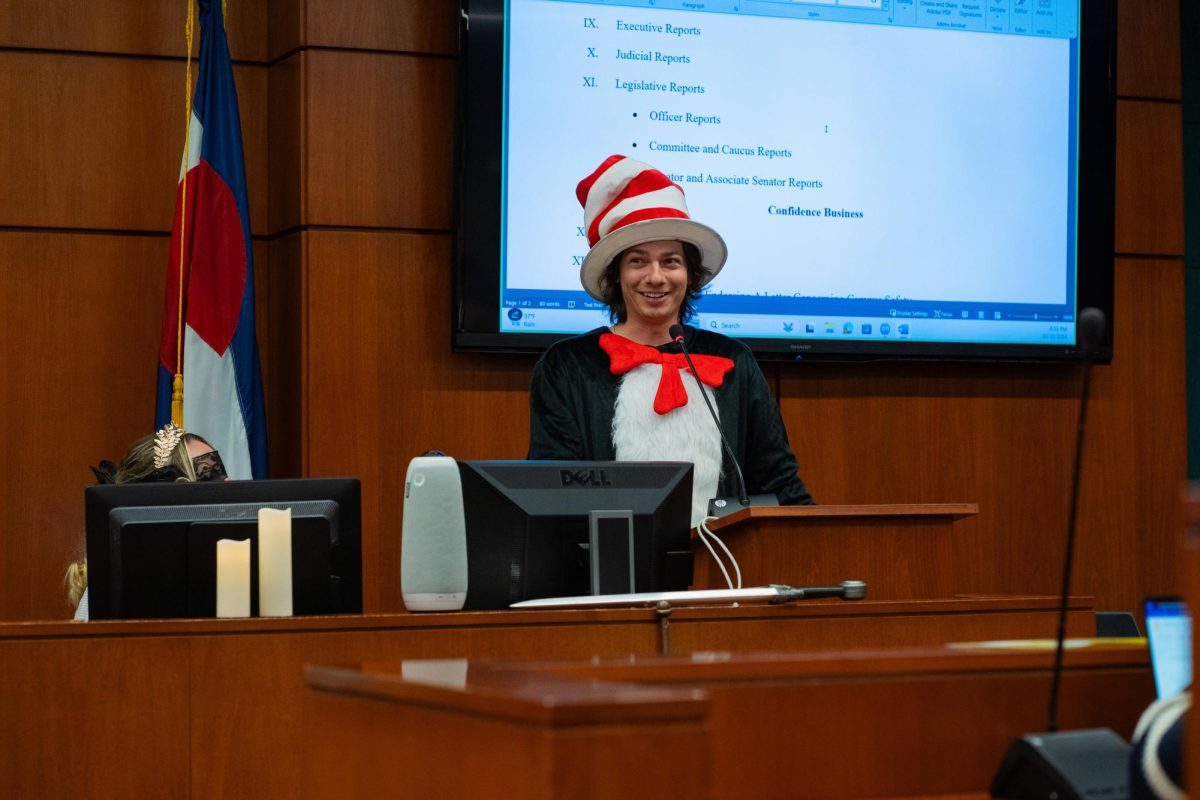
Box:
[1046,306,1105,731]
[509,580,868,609]
[769,580,867,603]
[669,324,751,510]
[991,307,1131,799]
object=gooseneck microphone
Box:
[769,580,868,603]
[509,580,868,609]
[990,307,1130,800]
[1046,305,1106,732]
[668,323,751,509]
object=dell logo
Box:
[560,469,612,487]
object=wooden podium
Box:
[691,503,979,599]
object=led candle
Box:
[216,539,251,618]
[258,507,293,617]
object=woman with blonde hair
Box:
[67,423,227,619]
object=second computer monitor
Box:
[457,460,694,609]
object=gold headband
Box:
[153,422,185,469]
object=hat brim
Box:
[579,218,727,302]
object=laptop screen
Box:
[1144,597,1192,699]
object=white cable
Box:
[694,517,732,589]
[696,516,742,590]
[709,518,742,589]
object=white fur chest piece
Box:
[611,363,723,527]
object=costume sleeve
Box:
[527,350,587,460]
[741,359,814,505]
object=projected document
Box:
[498,0,1082,346]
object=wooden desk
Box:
[305,643,1153,800]
[0,596,1093,799]
[693,504,979,598]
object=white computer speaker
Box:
[401,456,468,611]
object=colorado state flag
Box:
[156,0,267,479]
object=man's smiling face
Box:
[617,239,688,327]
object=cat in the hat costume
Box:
[527,155,813,526]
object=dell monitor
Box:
[84,478,362,620]
[457,460,694,609]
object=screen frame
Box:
[453,0,1117,363]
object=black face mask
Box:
[191,450,229,482]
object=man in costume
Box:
[528,154,813,525]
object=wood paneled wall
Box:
[0,1,1185,621]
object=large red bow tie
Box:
[600,333,734,415]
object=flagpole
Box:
[156,0,266,478]
[172,0,197,428]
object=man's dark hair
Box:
[600,241,712,324]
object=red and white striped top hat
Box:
[576,155,727,302]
